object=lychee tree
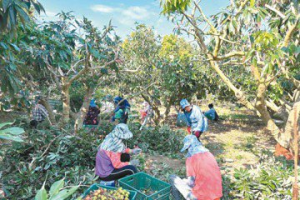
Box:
[160,0,299,153]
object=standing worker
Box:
[180,99,208,139]
[169,135,223,200]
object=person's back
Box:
[84,106,100,125]
[204,104,218,121]
[113,97,130,124]
[84,100,100,125]
[186,152,222,199]
[184,105,208,133]
[32,103,48,122]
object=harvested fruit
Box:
[84,187,130,200]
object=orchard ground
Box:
[0,103,276,176]
[0,102,296,199]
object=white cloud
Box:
[91,4,115,13]
[45,11,57,17]
[122,6,151,20]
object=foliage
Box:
[0,122,24,142]
[0,127,100,199]
[35,179,79,200]
[160,0,300,148]
[127,123,186,154]
[0,0,44,32]
[223,151,296,200]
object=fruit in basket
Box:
[84,187,130,200]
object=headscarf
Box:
[90,99,97,107]
[180,135,209,157]
[100,123,133,152]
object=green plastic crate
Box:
[119,172,171,200]
[82,184,137,200]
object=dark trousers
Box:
[100,165,137,181]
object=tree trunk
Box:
[254,83,285,145]
[207,54,255,111]
[152,105,161,126]
[74,87,94,131]
[163,96,174,123]
[40,97,56,125]
[61,78,71,126]
[141,94,161,126]
[283,102,300,152]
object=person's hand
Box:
[187,192,197,200]
[193,131,202,138]
[129,159,140,166]
[131,148,142,155]
[186,176,195,187]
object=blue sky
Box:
[38,0,229,38]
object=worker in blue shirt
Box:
[180,99,208,139]
[204,104,219,121]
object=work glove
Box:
[186,176,195,187]
[131,148,142,155]
[186,192,197,200]
[129,159,140,166]
[193,131,202,138]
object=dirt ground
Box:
[140,105,277,176]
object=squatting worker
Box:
[169,135,223,200]
[95,123,142,181]
[30,96,52,128]
[180,99,208,139]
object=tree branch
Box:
[120,66,142,73]
[266,100,280,113]
[282,15,299,48]
[67,67,88,86]
[66,59,85,75]
[194,1,217,33]
[265,4,286,19]
[211,51,245,61]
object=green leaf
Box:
[8,6,16,28]
[0,122,13,129]
[15,5,30,23]
[35,185,48,200]
[9,43,20,51]
[281,46,289,53]
[0,133,23,142]
[3,0,12,12]
[33,2,41,14]
[2,127,25,135]
[250,0,255,7]
[49,179,64,197]
[50,186,79,200]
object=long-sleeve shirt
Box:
[184,105,208,132]
[204,108,216,120]
[32,104,48,122]
[186,152,223,199]
[95,149,130,178]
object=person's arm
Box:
[38,105,52,125]
[186,159,197,199]
[191,107,203,132]
[184,112,191,127]
[105,151,129,169]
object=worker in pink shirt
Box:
[169,135,222,200]
[95,124,141,181]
